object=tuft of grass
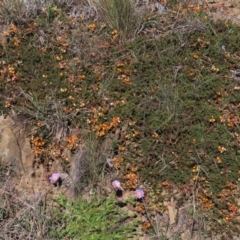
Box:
[70,132,113,196]
[99,0,135,39]
[0,185,57,239]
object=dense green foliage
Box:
[51,195,140,239]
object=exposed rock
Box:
[0,114,34,175]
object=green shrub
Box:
[52,195,140,239]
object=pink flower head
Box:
[117,197,123,202]
[112,180,121,190]
[49,173,60,184]
[34,193,39,200]
[134,189,144,199]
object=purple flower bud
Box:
[34,193,39,200]
[134,189,144,199]
[117,197,123,202]
[49,173,60,184]
[111,180,121,190]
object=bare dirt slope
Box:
[204,0,240,25]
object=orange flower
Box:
[117,68,123,73]
[111,117,121,127]
[226,182,236,190]
[112,157,123,169]
[152,132,158,138]
[8,67,15,76]
[79,75,86,80]
[135,204,144,213]
[63,107,72,113]
[193,54,199,59]
[53,146,63,157]
[194,5,201,12]
[132,130,139,137]
[111,30,118,39]
[32,148,43,157]
[125,173,138,180]
[129,121,136,126]
[211,65,219,72]
[5,102,11,108]
[162,181,170,188]
[68,95,75,100]
[151,86,157,92]
[94,117,120,136]
[88,23,96,32]
[40,47,46,53]
[67,135,78,143]
[116,62,125,68]
[124,172,139,189]
[228,203,238,213]
[188,70,194,77]
[219,116,225,122]
[131,167,138,172]
[13,37,21,46]
[32,137,45,147]
[218,146,227,153]
[193,175,198,181]
[67,135,79,150]
[118,145,125,151]
[79,100,85,107]
[141,221,151,231]
[9,24,18,33]
[209,117,215,123]
[124,134,131,139]
[37,121,43,127]
[56,55,63,61]
[122,76,131,85]
[203,202,213,209]
[192,165,199,173]
[199,195,208,203]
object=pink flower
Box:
[134,189,144,199]
[117,197,123,202]
[49,173,60,184]
[34,193,39,199]
[111,180,121,190]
